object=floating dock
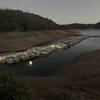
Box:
[0,35,88,64]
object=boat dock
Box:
[0,35,88,64]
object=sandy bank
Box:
[0,29,80,52]
[56,49,100,77]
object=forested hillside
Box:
[62,22,100,29]
[0,8,58,32]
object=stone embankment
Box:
[0,35,88,64]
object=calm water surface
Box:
[0,29,100,76]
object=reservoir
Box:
[0,29,100,76]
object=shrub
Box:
[0,73,32,100]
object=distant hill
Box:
[0,8,58,32]
[1,8,100,32]
[61,22,100,29]
[94,22,100,29]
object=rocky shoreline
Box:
[0,35,88,64]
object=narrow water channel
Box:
[0,29,100,76]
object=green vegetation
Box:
[0,8,58,32]
[0,73,32,100]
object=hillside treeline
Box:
[0,8,58,32]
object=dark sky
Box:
[0,0,100,24]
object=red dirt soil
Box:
[0,29,80,52]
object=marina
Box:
[0,35,88,64]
